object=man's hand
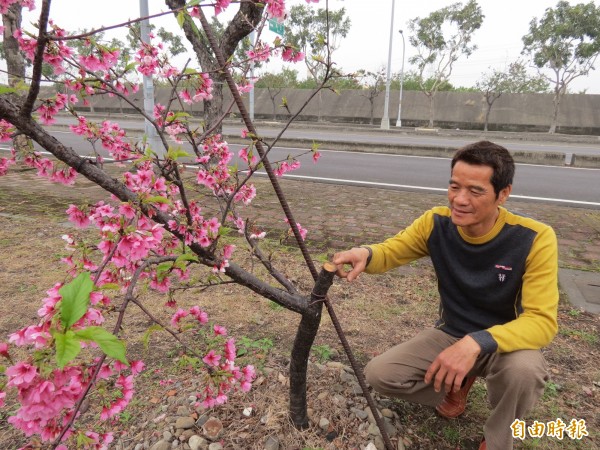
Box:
[332,247,370,282]
[424,335,481,393]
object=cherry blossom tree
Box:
[0,1,349,448]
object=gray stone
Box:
[208,443,223,450]
[149,440,170,450]
[264,435,280,450]
[180,429,195,442]
[340,370,357,384]
[368,423,381,437]
[188,435,208,450]
[383,418,397,436]
[366,408,376,424]
[171,440,179,449]
[177,406,190,416]
[351,383,364,395]
[351,407,368,420]
[163,431,173,441]
[318,417,330,431]
[175,417,196,430]
[332,394,346,405]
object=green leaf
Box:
[175,253,199,264]
[145,195,170,205]
[166,111,191,123]
[75,327,127,364]
[54,330,82,368]
[0,86,18,95]
[176,10,186,28]
[167,147,191,160]
[124,62,137,72]
[156,261,173,278]
[217,226,232,237]
[100,283,120,291]
[59,272,94,329]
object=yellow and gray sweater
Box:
[365,206,559,354]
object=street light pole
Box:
[395,29,405,128]
[139,0,163,156]
[380,0,395,130]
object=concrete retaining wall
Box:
[82,87,600,135]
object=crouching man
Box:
[333,141,558,450]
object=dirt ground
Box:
[0,167,598,450]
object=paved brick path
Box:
[2,166,599,275]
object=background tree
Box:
[408,0,484,128]
[476,60,549,131]
[285,4,351,121]
[389,70,454,92]
[255,67,299,119]
[521,0,600,133]
[357,67,386,125]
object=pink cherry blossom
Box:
[213,325,227,336]
[202,350,221,367]
[6,361,38,388]
[171,308,189,328]
[0,342,9,358]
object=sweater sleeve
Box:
[482,224,559,353]
[364,209,434,274]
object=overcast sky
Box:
[19,0,600,94]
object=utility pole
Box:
[395,29,405,127]
[139,0,163,156]
[380,0,395,130]
[249,30,256,121]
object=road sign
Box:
[268,18,285,36]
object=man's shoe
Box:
[478,438,487,450]
[435,376,476,418]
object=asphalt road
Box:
[1,127,597,209]
[2,117,599,208]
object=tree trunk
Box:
[2,4,25,87]
[484,103,492,132]
[317,89,323,122]
[549,89,561,134]
[206,77,225,132]
[2,4,28,153]
[428,93,434,128]
[289,263,336,428]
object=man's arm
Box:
[483,225,559,353]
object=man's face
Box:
[448,161,511,237]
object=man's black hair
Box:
[451,141,515,197]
